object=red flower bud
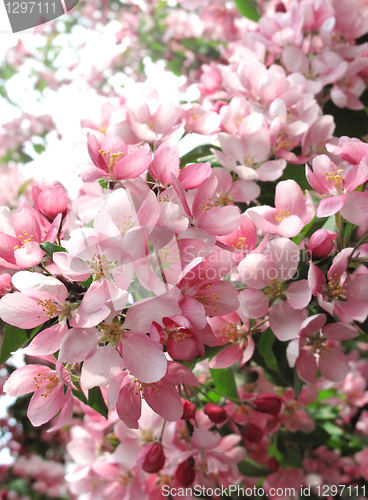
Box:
[268,457,280,472]
[204,403,227,424]
[275,2,287,13]
[307,229,337,259]
[175,456,196,487]
[139,442,165,474]
[240,423,264,444]
[253,394,283,416]
[181,399,196,420]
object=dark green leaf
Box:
[39,241,67,258]
[80,275,93,289]
[72,388,88,405]
[234,0,260,22]
[258,329,278,371]
[281,163,309,190]
[0,324,28,363]
[88,386,108,418]
[237,457,270,477]
[323,99,368,140]
[202,343,232,361]
[209,367,238,400]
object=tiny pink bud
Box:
[307,229,337,259]
[139,442,165,474]
[175,456,196,487]
[204,403,227,424]
[253,394,283,416]
[240,423,264,444]
[180,399,196,420]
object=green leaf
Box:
[202,343,232,361]
[209,367,238,400]
[0,324,28,363]
[72,388,88,405]
[237,457,270,476]
[18,178,32,196]
[39,241,67,258]
[80,275,93,289]
[234,0,260,22]
[323,99,368,140]
[166,51,186,76]
[281,163,309,190]
[258,329,278,371]
[32,144,46,154]
[88,387,108,418]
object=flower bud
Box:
[240,423,264,444]
[307,229,337,259]
[181,399,196,420]
[138,442,165,474]
[268,457,280,472]
[204,403,227,424]
[32,181,68,219]
[253,394,283,416]
[275,2,287,12]
[175,456,196,487]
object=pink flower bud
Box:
[175,456,196,487]
[253,394,283,416]
[32,181,68,219]
[307,229,337,259]
[181,399,196,420]
[240,423,264,443]
[138,442,165,474]
[204,403,227,424]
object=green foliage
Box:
[237,457,270,476]
[234,0,260,22]
[88,386,109,418]
[0,324,28,363]
[209,367,239,400]
[323,99,368,140]
[32,143,46,154]
[39,242,67,258]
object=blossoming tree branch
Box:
[1,0,368,498]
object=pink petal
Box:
[269,300,304,341]
[0,293,49,329]
[319,347,351,382]
[3,365,52,397]
[317,195,347,218]
[285,280,311,309]
[340,192,368,225]
[114,147,152,180]
[28,384,65,427]
[121,332,167,383]
[58,327,100,363]
[191,429,221,450]
[81,345,124,389]
[144,379,183,421]
[116,383,141,429]
[238,289,269,319]
[209,343,242,369]
[24,322,68,356]
[322,322,359,341]
[47,387,73,432]
[296,349,317,384]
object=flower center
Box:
[327,274,346,300]
[325,166,344,191]
[33,372,60,397]
[264,279,283,299]
[275,208,290,223]
[98,149,125,172]
[14,230,35,250]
